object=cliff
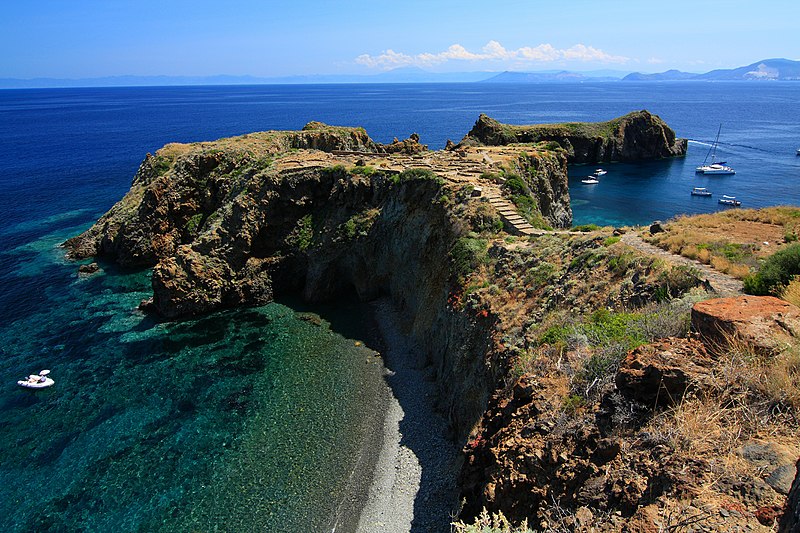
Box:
[458,110,687,164]
[63,115,799,531]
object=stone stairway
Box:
[483,190,543,236]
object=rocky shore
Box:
[64,112,800,531]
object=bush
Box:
[572,224,601,232]
[397,167,442,184]
[450,236,489,280]
[744,243,800,295]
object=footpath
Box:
[620,232,744,296]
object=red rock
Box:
[692,296,800,354]
[616,337,713,406]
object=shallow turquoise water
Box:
[0,225,384,532]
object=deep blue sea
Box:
[0,82,799,531]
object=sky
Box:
[1,0,798,79]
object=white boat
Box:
[581,176,599,184]
[718,195,741,206]
[796,148,800,156]
[698,163,735,175]
[696,125,735,175]
[593,169,607,176]
[17,369,54,389]
[691,187,712,197]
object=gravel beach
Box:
[355,299,462,533]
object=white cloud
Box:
[356,41,629,69]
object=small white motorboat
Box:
[581,176,600,184]
[593,168,607,176]
[691,187,712,197]
[17,369,54,389]
[718,195,741,206]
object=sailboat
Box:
[696,125,735,175]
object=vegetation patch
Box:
[645,207,800,279]
[337,209,379,241]
[450,235,489,282]
[743,242,800,295]
[285,214,314,251]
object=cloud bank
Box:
[356,40,629,69]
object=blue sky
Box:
[2,0,798,78]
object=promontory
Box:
[64,111,800,531]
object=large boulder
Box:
[691,296,800,354]
[615,337,714,406]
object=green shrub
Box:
[398,167,442,184]
[451,236,489,280]
[584,308,645,349]
[349,165,377,176]
[572,224,601,232]
[744,243,800,295]
[286,214,314,251]
[184,213,203,235]
[152,155,172,176]
[604,236,621,246]
[321,164,347,179]
[562,394,586,414]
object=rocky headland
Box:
[457,110,687,163]
[65,112,800,531]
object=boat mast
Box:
[701,124,722,166]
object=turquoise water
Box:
[0,225,384,532]
[1,82,799,530]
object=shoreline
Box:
[353,299,461,533]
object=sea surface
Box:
[0,82,799,531]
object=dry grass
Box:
[645,207,800,279]
[642,333,800,490]
[782,277,800,308]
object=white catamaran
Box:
[696,125,735,175]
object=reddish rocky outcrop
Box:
[459,110,687,163]
[692,295,800,354]
[615,337,714,406]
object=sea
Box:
[0,82,799,531]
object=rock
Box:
[649,221,664,234]
[779,459,800,532]
[138,298,155,312]
[459,110,687,163]
[613,227,625,236]
[78,262,100,275]
[692,296,800,354]
[615,337,713,406]
[768,464,797,495]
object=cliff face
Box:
[64,115,792,531]
[459,110,688,164]
[64,124,516,435]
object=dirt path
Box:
[620,232,744,296]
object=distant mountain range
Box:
[623,58,800,81]
[1,59,798,89]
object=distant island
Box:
[622,58,800,81]
[2,58,798,89]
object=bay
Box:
[0,82,799,531]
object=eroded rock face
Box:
[616,337,713,406]
[460,110,687,163]
[780,459,800,532]
[691,295,800,354]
